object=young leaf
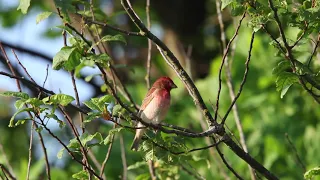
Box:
[83,100,99,110]
[36,12,52,24]
[15,99,26,109]
[112,104,122,115]
[221,0,234,10]
[127,161,147,170]
[103,127,124,145]
[67,138,80,149]
[276,72,299,98]
[42,94,75,106]
[304,167,320,179]
[57,148,65,159]
[100,34,126,44]
[52,47,81,71]
[72,170,89,179]
[85,112,101,123]
[9,108,34,127]
[0,91,29,99]
[17,0,30,14]
[25,98,44,107]
[81,132,103,146]
[272,61,291,75]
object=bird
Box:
[131,76,177,151]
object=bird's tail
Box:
[130,136,141,151]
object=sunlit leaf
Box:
[0,91,29,99]
[304,167,320,179]
[275,72,299,98]
[17,0,30,14]
[42,94,75,106]
[36,11,52,24]
[72,170,88,179]
[9,108,34,127]
[52,47,81,71]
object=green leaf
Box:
[221,0,234,10]
[85,112,101,123]
[103,127,124,145]
[84,74,100,82]
[57,148,65,159]
[42,94,75,106]
[100,34,126,44]
[72,170,88,179]
[145,149,156,161]
[272,61,291,75]
[25,98,44,107]
[68,138,80,149]
[36,12,52,24]
[304,167,320,179]
[83,100,99,111]
[15,118,32,126]
[52,47,81,71]
[17,0,30,14]
[9,108,34,127]
[275,72,299,98]
[112,104,122,115]
[81,132,103,146]
[0,91,29,99]
[127,161,147,170]
[15,99,26,109]
[135,173,150,180]
[45,113,65,128]
[84,95,112,111]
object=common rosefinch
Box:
[131,77,177,150]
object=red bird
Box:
[131,77,177,150]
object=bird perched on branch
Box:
[131,77,177,150]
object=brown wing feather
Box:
[138,87,157,116]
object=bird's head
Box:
[153,76,177,91]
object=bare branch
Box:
[145,0,152,89]
[214,12,246,123]
[222,32,255,124]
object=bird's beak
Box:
[171,83,177,89]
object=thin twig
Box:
[119,134,128,180]
[222,134,278,180]
[214,12,246,124]
[42,64,49,88]
[3,47,51,180]
[285,133,306,172]
[152,139,222,155]
[145,0,152,89]
[26,122,34,180]
[0,145,15,179]
[216,1,256,179]
[213,137,244,180]
[70,71,85,133]
[35,115,102,179]
[222,32,255,124]
[0,164,16,180]
[100,123,116,177]
[85,19,143,37]
[307,34,320,67]
[180,163,205,180]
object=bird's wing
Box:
[138,87,157,116]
